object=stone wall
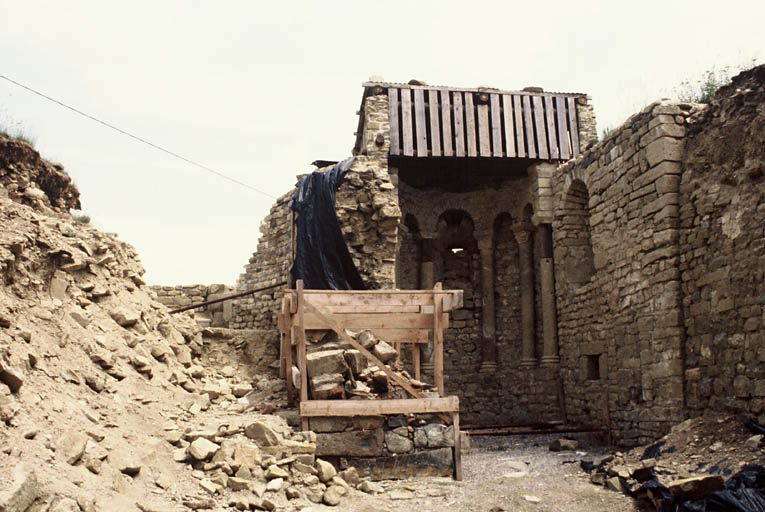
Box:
[232,93,399,331]
[678,66,765,422]
[396,179,561,425]
[231,192,293,331]
[552,99,695,446]
[152,283,234,327]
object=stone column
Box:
[477,236,497,373]
[539,224,560,366]
[513,223,537,368]
[419,239,435,374]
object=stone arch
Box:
[436,209,476,252]
[558,179,595,286]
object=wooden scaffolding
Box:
[277,280,464,479]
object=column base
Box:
[541,356,560,367]
[479,361,497,374]
[421,362,434,375]
[520,358,537,369]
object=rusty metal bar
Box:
[168,281,287,314]
[462,421,564,430]
[464,427,603,437]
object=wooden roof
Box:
[354,81,587,161]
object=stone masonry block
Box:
[646,138,684,167]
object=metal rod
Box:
[465,427,603,437]
[169,281,287,314]
[462,421,564,430]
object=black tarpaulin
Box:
[290,157,366,290]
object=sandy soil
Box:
[338,433,637,512]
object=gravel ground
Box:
[338,432,637,512]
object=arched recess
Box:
[559,179,595,286]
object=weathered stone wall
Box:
[678,66,765,423]
[552,100,695,446]
[232,93,399,331]
[152,283,234,327]
[231,192,293,330]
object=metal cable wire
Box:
[0,73,277,199]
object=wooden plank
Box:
[477,103,491,157]
[302,292,435,307]
[490,94,503,157]
[453,411,462,481]
[453,92,465,157]
[502,94,516,158]
[388,88,400,156]
[513,95,526,158]
[543,95,558,159]
[434,283,444,396]
[302,302,425,401]
[522,95,536,158]
[401,89,414,156]
[428,89,441,157]
[464,93,477,157]
[302,312,450,330]
[557,96,570,160]
[440,90,453,157]
[369,329,429,343]
[534,96,550,159]
[320,305,421,314]
[300,396,460,417]
[287,324,295,404]
[567,97,580,157]
[297,280,308,431]
[413,88,427,157]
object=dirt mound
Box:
[0,137,358,511]
[0,136,80,212]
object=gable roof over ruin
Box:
[354,81,589,161]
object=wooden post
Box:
[453,411,462,481]
[297,280,309,432]
[413,343,421,381]
[283,297,295,405]
[434,283,444,396]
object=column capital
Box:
[512,222,534,246]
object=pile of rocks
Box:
[305,329,425,400]
[169,416,370,509]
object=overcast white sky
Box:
[1,1,762,286]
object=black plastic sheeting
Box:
[289,157,366,290]
[641,465,765,512]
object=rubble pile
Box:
[304,329,430,400]
[579,415,765,510]
[0,135,370,511]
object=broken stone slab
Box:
[265,464,289,479]
[357,330,377,349]
[372,341,397,364]
[360,480,384,494]
[746,434,763,449]
[311,373,345,400]
[109,307,140,327]
[351,447,453,480]
[309,416,353,433]
[58,429,89,465]
[343,350,367,376]
[0,467,45,512]
[315,429,384,457]
[228,477,251,492]
[668,475,725,500]
[188,438,221,461]
[306,350,347,377]
[244,421,281,447]
[0,365,24,393]
[549,438,579,451]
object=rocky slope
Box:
[0,137,361,511]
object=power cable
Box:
[0,73,277,199]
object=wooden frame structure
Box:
[277,280,464,479]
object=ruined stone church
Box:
[231,72,764,447]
